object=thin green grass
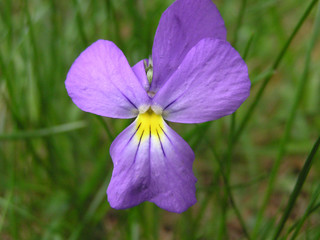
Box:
[273,136,320,239]
[0,121,86,140]
[234,0,320,144]
[252,2,320,236]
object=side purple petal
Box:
[132,59,150,91]
[65,40,150,119]
[151,0,227,92]
[107,118,196,213]
[152,38,251,123]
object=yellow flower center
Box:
[135,109,164,142]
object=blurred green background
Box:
[1,0,320,239]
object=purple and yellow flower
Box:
[65,0,250,213]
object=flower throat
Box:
[135,109,165,142]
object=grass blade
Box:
[72,0,88,47]
[272,136,320,239]
[289,185,320,240]
[94,116,115,141]
[206,137,251,240]
[0,121,86,140]
[252,2,320,236]
[232,0,248,47]
[233,0,319,144]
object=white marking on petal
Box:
[138,104,150,114]
[151,105,163,115]
[131,108,139,115]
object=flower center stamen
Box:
[135,109,164,142]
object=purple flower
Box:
[65,0,250,213]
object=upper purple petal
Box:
[150,0,227,92]
[132,59,150,91]
[107,114,196,213]
[152,38,251,123]
[65,40,150,119]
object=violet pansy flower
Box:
[66,0,250,213]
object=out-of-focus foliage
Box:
[0,0,319,239]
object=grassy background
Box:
[1,0,320,239]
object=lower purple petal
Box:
[107,113,196,213]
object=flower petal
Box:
[132,59,150,91]
[66,40,150,119]
[151,0,227,92]
[152,38,250,123]
[107,113,196,213]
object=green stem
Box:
[72,0,88,47]
[207,138,251,240]
[242,33,255,60]
[95,116,115,141]
[233,0,248,47]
